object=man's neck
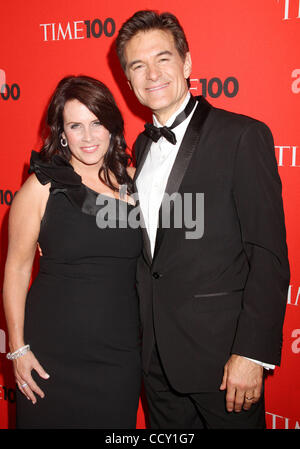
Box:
[153,91,190,126]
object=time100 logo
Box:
[0,190,17,205]
[0,84,20,100]
[191,77,239,98]
[40,18,116,41]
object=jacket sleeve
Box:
[231,121,290,365]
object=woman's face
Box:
[62,99,111,171]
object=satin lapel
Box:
[153,97,212,262]
[133,136,153,265]
[133,135,152,183]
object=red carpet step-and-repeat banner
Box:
[0,0,299,429]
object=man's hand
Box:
[220,354,263,412]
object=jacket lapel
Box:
[153,96,212,261]
[133,136,153,265]
[133,135,151,183]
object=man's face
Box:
[124,29,192,123]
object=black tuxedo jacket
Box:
[133,96,290,393]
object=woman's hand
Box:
[14,351,50,404]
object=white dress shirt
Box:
[136,92,274,371]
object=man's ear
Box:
[184,52,192,79]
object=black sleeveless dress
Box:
[16,151,142,429]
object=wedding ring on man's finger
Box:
[21,383,28,388]
[245,396,254,401]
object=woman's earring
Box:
[60,137,68,147]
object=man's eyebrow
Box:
[127,59,143,70]
[127,51,173,69]
[156,50,173,58]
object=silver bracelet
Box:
[6,344,30,360]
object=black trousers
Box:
[143,345,266,429]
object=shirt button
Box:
[152,272,161,279]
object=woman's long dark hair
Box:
[40,75,133,194]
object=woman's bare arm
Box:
[3,174,50,403]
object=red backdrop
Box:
[0,0,299,429]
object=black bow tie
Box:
[144,123,177,145]
[144,95,196,145]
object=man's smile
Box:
[145,83,169,92]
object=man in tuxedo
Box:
[116,10,289,428]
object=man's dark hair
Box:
[116,10,189,73]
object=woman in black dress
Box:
[3,76,142,428]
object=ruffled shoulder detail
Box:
[28,151,134,218]
[28,150,95,214]
[28,150,82,189]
